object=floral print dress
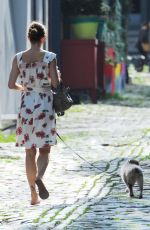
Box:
[16,51,57,148]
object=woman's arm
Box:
[8,56,24,91]
[48,59,60,88]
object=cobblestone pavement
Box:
[1,76,150,229]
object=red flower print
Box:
[39,93,46,100]
[32,63,36,67]
[21,117,27,124]
[51,128,56,136]
[31,144,37,149]
[42,123,47,128]
[37,112,46,120]
[16,127,22,135]
[39,93,43,99]
[26,108,32,114]
[26,63,30,68]
[35,131,46,138]
[26,92,31,96]
[24,134,29,142]
[37,73,44,80]
[49,115,54,120]
[29,76,35,83]
[22,140,25,145]
[34,104,41,109]
[29,118,33,125]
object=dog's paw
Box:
[139,194,143,199]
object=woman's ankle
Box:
[31,188,40,205]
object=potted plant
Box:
[61,0,103,39]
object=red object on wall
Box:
[104,63,115,95]
[107,47,115,60]
[103,47,115,95]
[61,39,99,103]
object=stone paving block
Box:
[2,81,150,229]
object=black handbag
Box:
[53,83,73,116]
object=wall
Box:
[0,0,18,121]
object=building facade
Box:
[0,0,61,125]
[128,0,150,54]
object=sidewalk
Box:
[1,75,150,229]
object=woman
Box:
[136,22,150,66]
[8,21,60,205]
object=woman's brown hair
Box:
[28,21,46,43]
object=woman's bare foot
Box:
[30,185,40,205]
[35,179,49,200]
[31,191,40,205]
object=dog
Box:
[120,159,143,199]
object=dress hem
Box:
[15,142,57,148]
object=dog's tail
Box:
[132,167,143,176]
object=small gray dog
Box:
[120,159,143,199]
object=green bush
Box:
[0,132,16,143]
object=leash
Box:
[56,132,104,172]
[0,125,103,172]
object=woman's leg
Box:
[37,147,51,180]
[36,147,51,199]
[25,148,40,205]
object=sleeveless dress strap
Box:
[43,51,56,64]
[16,51,23,68]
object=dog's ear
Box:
[129,159,139,165]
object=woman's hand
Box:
[18,85,26,92]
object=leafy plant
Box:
[105,56,115,65]
[107,20,116,31]
[101,1,110,16]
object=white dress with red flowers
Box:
[16,50,57,148]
